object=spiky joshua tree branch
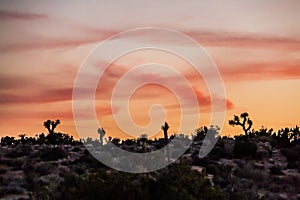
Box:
[43,119,60,134]
[229,112,253,136]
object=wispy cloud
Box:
[119,28,300,50]
[185,31,300,50]
[0,10,48,20]
[0,15,118,52]
[0,74,39,90]
[0,88,72,105]
[2,20,300,53]
[219,60,300,80]
[0,34,102,52]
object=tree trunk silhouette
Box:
[162,122,169,144]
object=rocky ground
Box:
[0,136,299,200]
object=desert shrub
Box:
[46,132,75,145]
[59,171,153,200]
[229,178,259,200]
[0,136,16,146]
[281,146,300,162]
[4,150,20,158]
[72,150,106,170]
[209,147,223,160]
[5,150,28,158]
[57,162,225,200]
[0,168,7,175]
[121,139,136,146]
[74,163,87,175]
[152,162,225,200]
[72,146,81,152]
[280,174,300,193]
[268,181,283,193]
[0,186,24,198]
[213,175,227,188]
[153,142,165,150]
[1,158,25,170]
[210,164,233,188]
[192,154,210,167]
[234,163,269,185]
[24,162,37,191]
[233,141,257,159]
[287,161,298,169]
[206,164,219,174]
[39,147,68,161]
[111,138,121,146]
[270,165,284,175]
[36,162,59,176]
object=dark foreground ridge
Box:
[0,117,299,200]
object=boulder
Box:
[256,141,272,159]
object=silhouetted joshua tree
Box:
[97,127,106,145]
[43,119,60,134]
[140,134,148,152]
[162,122,169,144]
[18,134,26,144]
[229,112,253,136]
[290,125,300,143]
[51,119,60,132]
[44,120,51,134]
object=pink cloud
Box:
[185,30,300,50]
[0,18,119,52]
[219,60,300,80]
[2,21,299,53]
[0,35,99,52]
[95,65,234,112]
[0,86,95,105]
[108,28,300,50]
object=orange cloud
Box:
[165,87,233,113]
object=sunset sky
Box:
[0,1,300,140]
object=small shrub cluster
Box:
[39,147,68,161]
[233,141,257,159]
[57,161,225,200]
